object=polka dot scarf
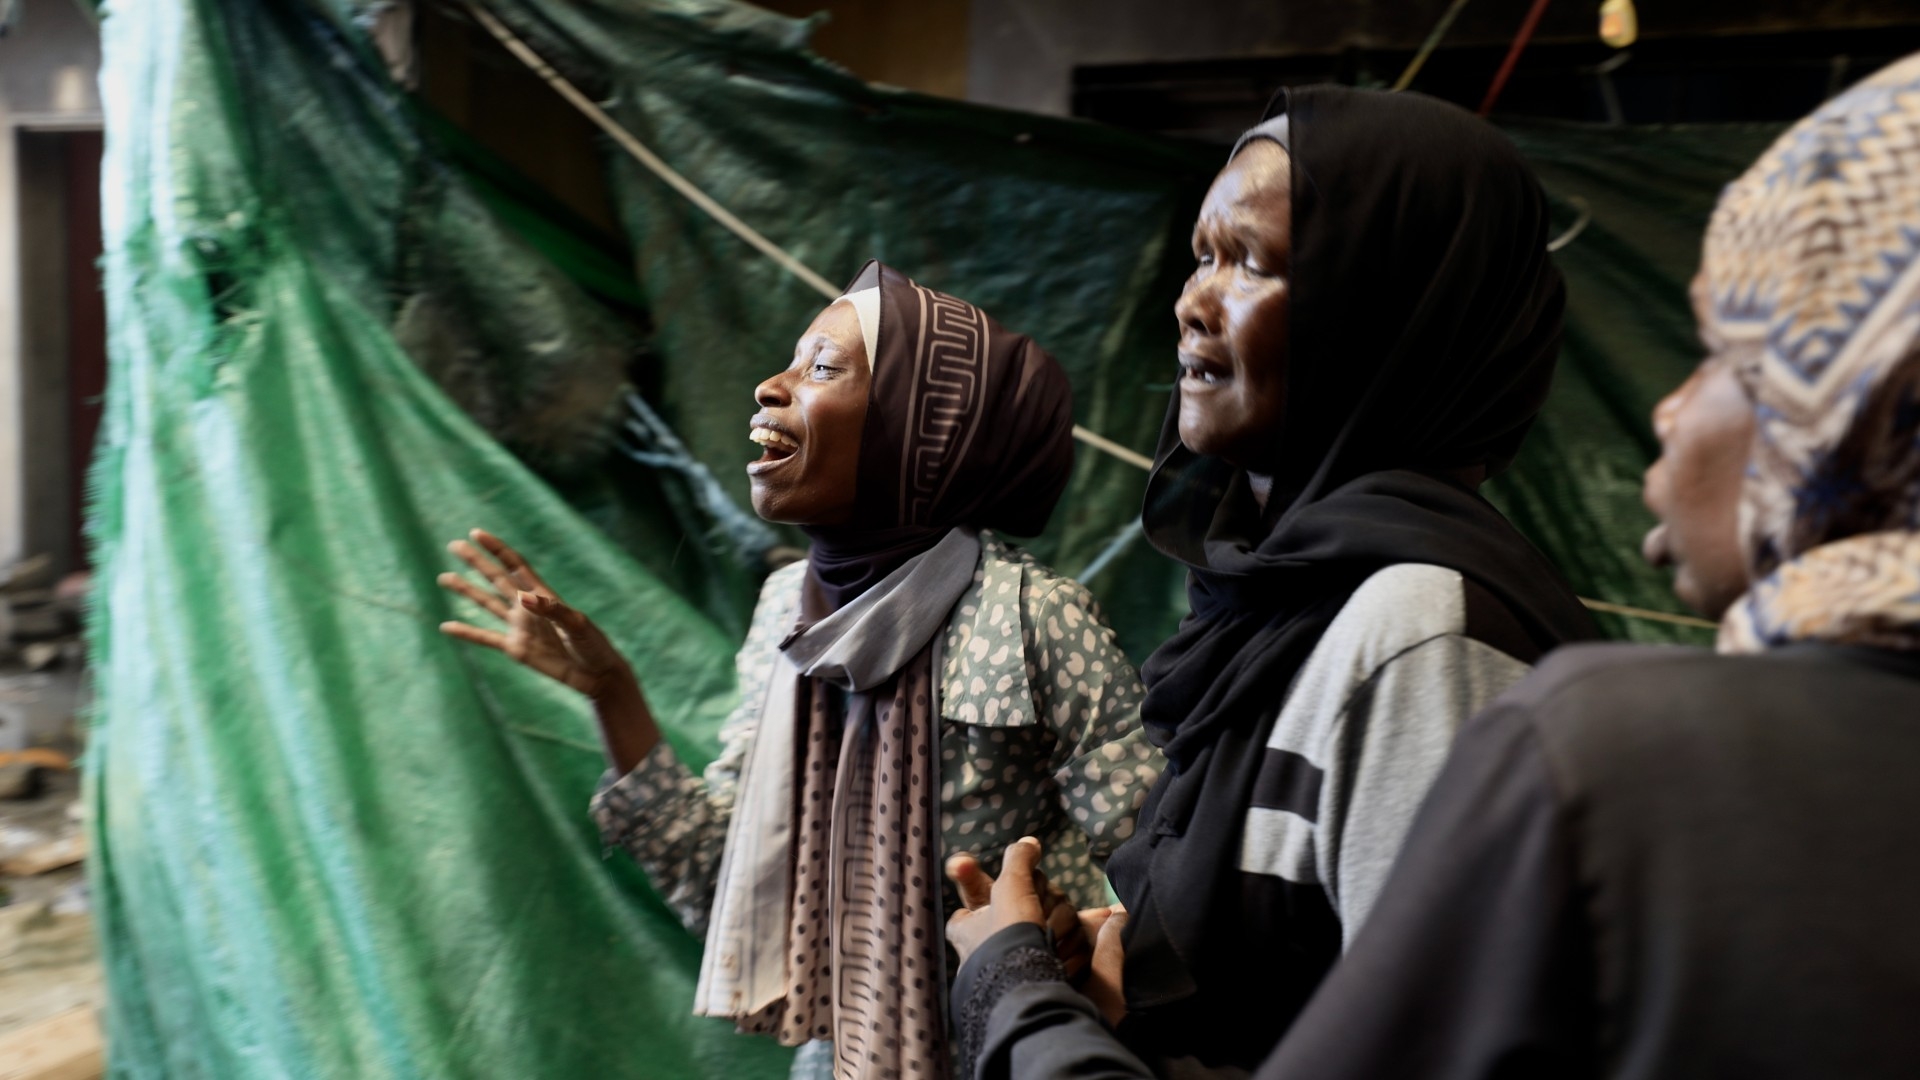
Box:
[697,529,985,1080]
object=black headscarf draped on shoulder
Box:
[1109,86,1597,1068]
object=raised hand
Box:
[438,529,630,699]
[437,528,658,771]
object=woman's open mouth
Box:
[747,419,801,474]
[1178,353,1230,389]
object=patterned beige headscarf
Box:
[1702,54,1920,653]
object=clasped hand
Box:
[945,837,1129,1026]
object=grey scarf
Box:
[695,528,982,1079]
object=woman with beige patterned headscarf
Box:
[945,55,1920,1080]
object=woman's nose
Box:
[1175,277,1221,338]
[754,372,790,409]
[1650,371,1695,444]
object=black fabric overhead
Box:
[1109,86,1599,1071]
[803,260,1075,611]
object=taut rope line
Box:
[461,3,1709,632]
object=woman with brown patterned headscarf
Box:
[437,262,1162,1079]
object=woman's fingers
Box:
[1087,905,1129,1027]
[437,572,510,620]
[448,538,516,599]
[946,853,996,911]
[439,620,509,653]
[521,594,622,677]
[991,837,1045,915]
[522,592,590,634]
[1048,900,1080,940]
[1050,901,1090,979]
[471,528,551,594]
[1077,905,1115,942]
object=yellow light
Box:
[1601,0,1639,48]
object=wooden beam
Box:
[0,1007,103,1080]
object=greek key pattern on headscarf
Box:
[903,285,987,526]
[1703,54,1920,653]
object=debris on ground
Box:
[0,835,84,879]
[0,646,101,1057]
[0,555,52,595]
[20,644,60,673]
[0,562,84,672]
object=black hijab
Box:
[1109,86,1597,1065]
[801,261,1075,611]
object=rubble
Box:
[0,835,85,878]
[0,561,85,661]
[20,644,60,673]
[0,555,52,594]
[0,766,39,803]
[0,559,96,1059]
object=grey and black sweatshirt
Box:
[957,561,1549,1079]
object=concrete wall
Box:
[0,2,102,571]
[758,0,972,99]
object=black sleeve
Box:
[1255,704,1597,1080]
[953,923,1158,1080]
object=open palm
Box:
[437,528,630,700]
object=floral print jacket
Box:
[591,531,1163,930]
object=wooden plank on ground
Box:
[0,835,85,877]
[0,1006,103,1080]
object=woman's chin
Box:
[747,485,784,524]
[749,488,851,528]
[1178,418,1246,465]
[1176,411,1224,459]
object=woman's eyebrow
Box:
[789,336,824,368]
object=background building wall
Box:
[756,0,972,99]
[963,0,1920,115]
[0,1,102,572]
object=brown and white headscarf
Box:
[694,262,1074,1079]
[1701,54,1920,655]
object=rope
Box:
[1578,598,1717,630]
[1477,0,1555,116]
[1077,520,1145,583]
[1391,0,1474,92]
[460,1,1706,634]
[464,1,1147,473]
[465,3,841,299]
[1547,195,1592,252]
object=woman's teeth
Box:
[750,427,800,451]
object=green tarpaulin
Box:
[87,0,1782,1075]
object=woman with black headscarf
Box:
[437,261,1162,1080]
[942,87,1594,1078]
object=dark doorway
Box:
[18,128,105,575]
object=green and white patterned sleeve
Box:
[1030,580,1163,868]
[588,562,804,935]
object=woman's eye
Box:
[810,362,836,379]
